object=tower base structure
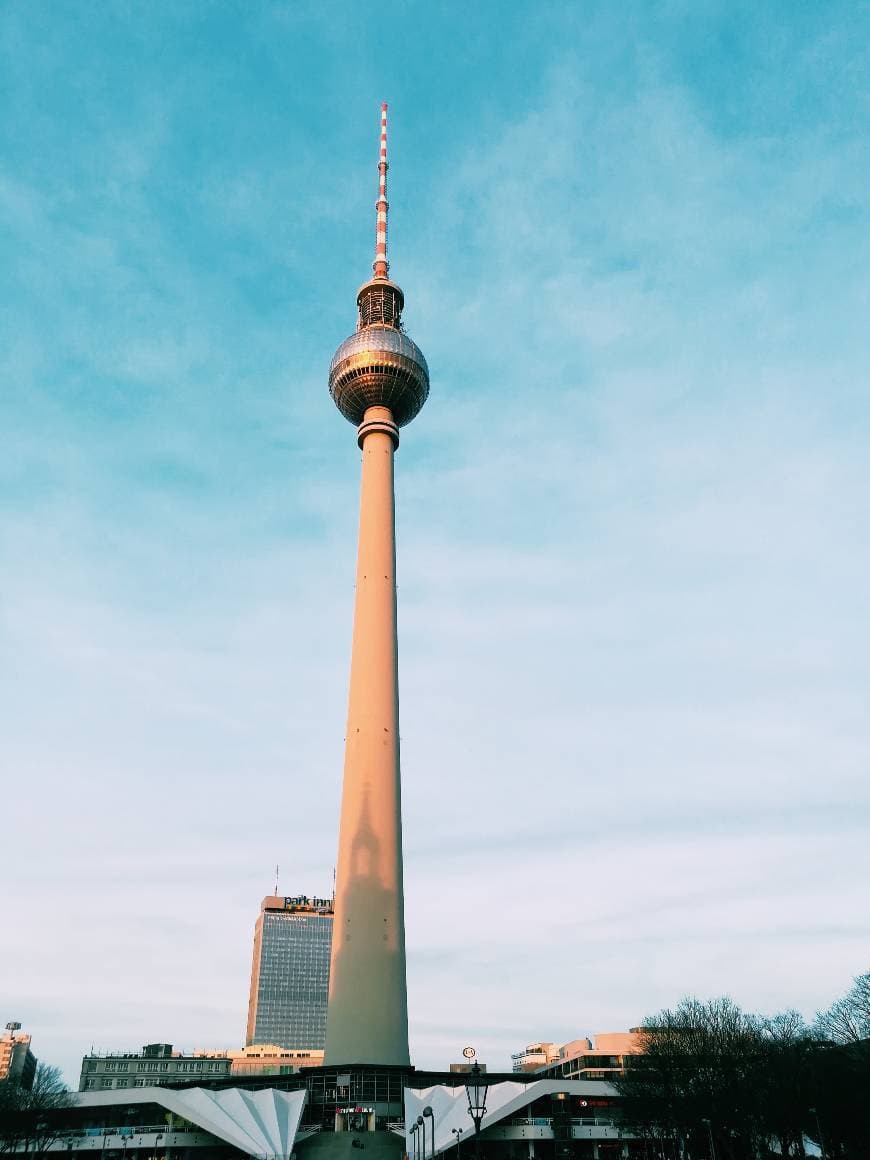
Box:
[296,1130,404,1160]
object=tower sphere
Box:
[328,101,429,432]
[328,317,430,429]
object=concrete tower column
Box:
[325,104,428,1066]
[325,405,409,1065]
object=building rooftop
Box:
[260,894,334,915]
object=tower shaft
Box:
[325,406,409,1065]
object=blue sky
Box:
[2,1,869,1085]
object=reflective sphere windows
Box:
[329,326,429,428]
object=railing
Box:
[50,1128,210,1140]
[490,1118,635,1141]
[57,1128,170,1139]
[15,1131,217,1154]
[294,1127,322,1143]
[82,1053,230,1061]
[505,1117,618,1129]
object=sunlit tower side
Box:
[324,103,429,1066]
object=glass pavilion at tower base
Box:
[6,1066,648,1160]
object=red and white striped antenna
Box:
[373,102,389,279]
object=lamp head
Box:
[465,1061,490,1119]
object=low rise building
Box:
[511,1042,564,1072]
[539,1030,644,1082]
[227,1044,325,1076]
[510,1031,644,1080]
[78,1044,231,1092]
[78,1042,326,1092]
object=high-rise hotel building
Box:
[1,1023,37,1089]
[245,895,333,1052]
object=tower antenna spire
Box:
[373,102,389,279]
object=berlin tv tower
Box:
[324,105,429,1066]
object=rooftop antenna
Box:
[274,864,279,896]
[373,102,389,280]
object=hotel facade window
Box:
[246,895,334,1051]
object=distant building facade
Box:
[1,1023,37,1089]
[228,1044,324,1075]
[246,894,333,1051]
[78,1042,327,1092]
[521,1030,644,1082]
[79,1043,232,1092]
[511,1041,563,1072]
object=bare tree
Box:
[0,1079,26,1156]
[756,1010,813,1158]
[814,970,870,1045]
[0,1063,72,1156]
[620,984,870,1159]
[617,996,766,1159]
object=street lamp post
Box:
[700,1118,716,1160]
[451,1127,463,1160]
[417,1115,426,1160]
[809,1107,827,1160]
[464,1060,489,1160]
[423,1106,434,1160]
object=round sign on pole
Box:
[462,1046,476,1060]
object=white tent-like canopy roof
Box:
[405,1079,618,1157]
[76,1086,307,1157]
